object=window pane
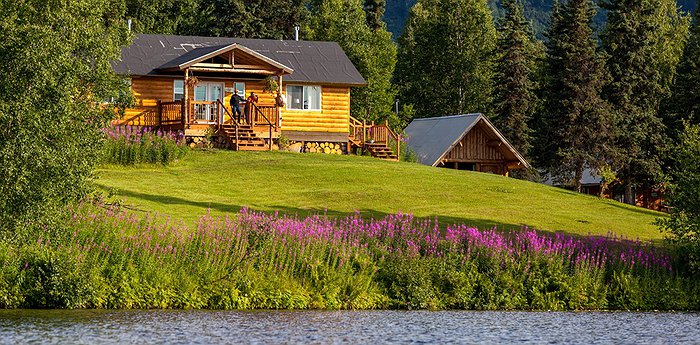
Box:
[305,86,321,110]
[173,80,184,101]
[287,86,303,110]
[234,82,245,97]
[194,85,206,101]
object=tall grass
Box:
[103,126,187,165]
[0,202,697,310]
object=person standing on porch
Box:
[245,92,259,124]
[230,89,244,122]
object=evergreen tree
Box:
[125,0,198,34]
[185,0,309,39]
[491,0,542,158]
[395,0,497,118]
[668,2,700,131]
[537,0,614,192]
[308,0,398,123]
[600,0,689,204]
[364,0,387,30]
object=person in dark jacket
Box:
[229,89,244,122]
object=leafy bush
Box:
[657,122,700,274]
[103,126,188,165]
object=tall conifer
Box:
[492,0,541,158]
[601,0,688,203]
[537,0,613,192]
[669,2,700,130]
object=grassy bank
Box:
[0,203,695,310]
[96,150,664,240]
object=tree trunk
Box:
[575,163,584,193]
[624,176,634,205]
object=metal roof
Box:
[404,114,529,168]
[112,34,367,86]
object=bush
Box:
[103,126,188,165]
[657,122,700,274]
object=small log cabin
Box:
[112,34,400,157]
[404,114,529,176]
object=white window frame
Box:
[286,85,322,111]
[233,82,246,98]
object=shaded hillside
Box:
[385,0,696,39]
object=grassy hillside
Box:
[95,150,665,240]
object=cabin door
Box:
[194,82,224,122]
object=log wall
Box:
[443,125,505,162]
[121,77,351,135]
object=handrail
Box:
[347,116,401,161]
[251,103,274,150]
[216,99,240,151]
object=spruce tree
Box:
[669,2,700,131]
[491,0,541,159]
[364,0,387,31]
[395,0,497,118]
[600,0,688,204]
[537,0,613,192]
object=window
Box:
[173,80,184,101]
[234,82,245,97]
[286,85,321,110]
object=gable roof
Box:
[113,34,366,86]
[404,114,529,168]
[156,43,294,74]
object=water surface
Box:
[1,310,698,344]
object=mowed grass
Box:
[96,150,666,240]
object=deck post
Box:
[183,68,190,128]
[277,74,283,130]
[397,133,401,162]
[156,99,162,127]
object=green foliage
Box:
[491,0,542,159]
[103,127,188,165]
[657,123,700,274]
[535,0,613,192]
[364,0,388,30]
[125,0,199,34]
[601,0,690,203]
[308,0,398,123]
[395,0,497,118]
[667,5,700,134]
[0,0,131,235]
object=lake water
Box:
[1,310,698,344]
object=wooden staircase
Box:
[349,117,401,161]
[220,124,268,151]
[364,142,398,160]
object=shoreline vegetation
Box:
[1,201,697,311]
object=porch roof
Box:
[113,34,367,86]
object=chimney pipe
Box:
[294,25,299,41]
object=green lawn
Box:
[96,150,666,240]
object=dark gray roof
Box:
[405,114,482,166]
[404,114,529,168]
[112,34,367,86]
[544,168,603,186]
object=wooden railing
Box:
[114,108,159,127]
[190,101,220,123]
[159,100,184,126]
[251,103,274,150]
[217,99,240,150]
[250,104,278,130]
[348,116,401,160]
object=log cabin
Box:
[112,34,399,158]
[404,114,529,176]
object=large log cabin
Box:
[404,114,529,176]
[112,34,399,157]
